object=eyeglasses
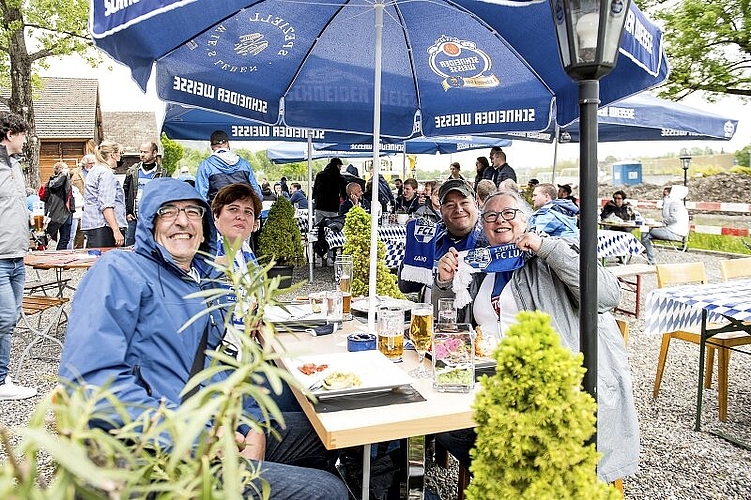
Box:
[481,208,521,223]
[225,205,255,219]
[157,204,205,220]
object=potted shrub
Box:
[466,311,619,499]
[342,206,404,299]
[258,196,306,288]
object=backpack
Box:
[38,183,49,202]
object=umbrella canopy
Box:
[559,93,740,143]
[265,142,390,163]
[317,135,511,155]
[91,0,668,137]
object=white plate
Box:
[288,350,413,399]
[350,296,416,316]
[263,304,330,330]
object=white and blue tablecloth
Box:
[644,280,751,336]
[325,224,407,269]
[597,230,645,258]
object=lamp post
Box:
[549,0,631,440]
[680,154,692,187]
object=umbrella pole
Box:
[579,79,599,445]
[307,135,314,283]
[551,123,560,181]
[367,2,385,331]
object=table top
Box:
[23,248,122,269]
[644,279,751,335]
[597,230,645,258]
[265,321,477,450]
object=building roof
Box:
[102,111,159,154]
[35,77,101,139]
[1,76,102,140]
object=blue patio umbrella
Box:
[265,142,391,163]
[558,93,740,143]
[91,0,668,137]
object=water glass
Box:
[437,298,457,327]
[308,292,328,316]
[377,306,405,362]
[326,290,343,322]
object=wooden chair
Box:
[654,262,751,422]
[719,256,751,282]
[15,295,69,377]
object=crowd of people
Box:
[5,120,678,496]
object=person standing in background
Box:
[312,157,347,225]
[44,161,75,250]
[123,142,168,246]
[68,184,84,249]
[0,111,37,400]
[82,140,127,248]
[474,156,490,192]
[482,146,517,186]
[448,162,464,180]
[70,153,96,248]
[195,130,261,204]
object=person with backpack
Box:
[195,130,261,204]
[44,161,75,250]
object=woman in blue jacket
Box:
[59,178,346,499]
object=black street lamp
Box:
[680,154,692,187]
[548,0,631,436]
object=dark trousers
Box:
[85,226,125,248]
[55,214,73,251]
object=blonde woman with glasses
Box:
[82,140,127,248]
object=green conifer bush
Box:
[342,206,404,299]
[257,196,306,267]
[467,311,619,500]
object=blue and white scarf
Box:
[453,243,526,308]
[400,217,438,285]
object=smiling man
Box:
[59,178,347,499]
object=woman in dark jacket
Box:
[45,161,75,250]
[474,156,490,192]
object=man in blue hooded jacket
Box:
[195,130,262,204]
[58,178,346,499]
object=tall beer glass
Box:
[408,302,433,379]
[335,255,353,320]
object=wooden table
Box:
[264,321,477,498]
[24,248,117,295]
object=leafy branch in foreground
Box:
[0,242,299,498]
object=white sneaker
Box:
[0,379,38,400]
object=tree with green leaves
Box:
[160,133,184,176]
[646,0,751,100]
[0,0,94,187]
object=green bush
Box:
[467,311,618,500]
[258,196,306,267]
[342,206,404,299]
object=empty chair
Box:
[719,256,751,281]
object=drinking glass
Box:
[335,255,353,320]
[437,298,457,327]
[377,306,404,362]
[326,290,343,322]
[408,302,433,379]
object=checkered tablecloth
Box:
[597,230,645,258]
[324,224,408,268]
[644,279,751,335]
[295,211,310,234]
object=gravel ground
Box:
[2,247,751,498]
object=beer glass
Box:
[408,302,433,379]
[335,255,353,320]
[377,306,404,362]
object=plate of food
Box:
[263,304,331,331]
[287,350,413,399]
[350,296,416,317]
